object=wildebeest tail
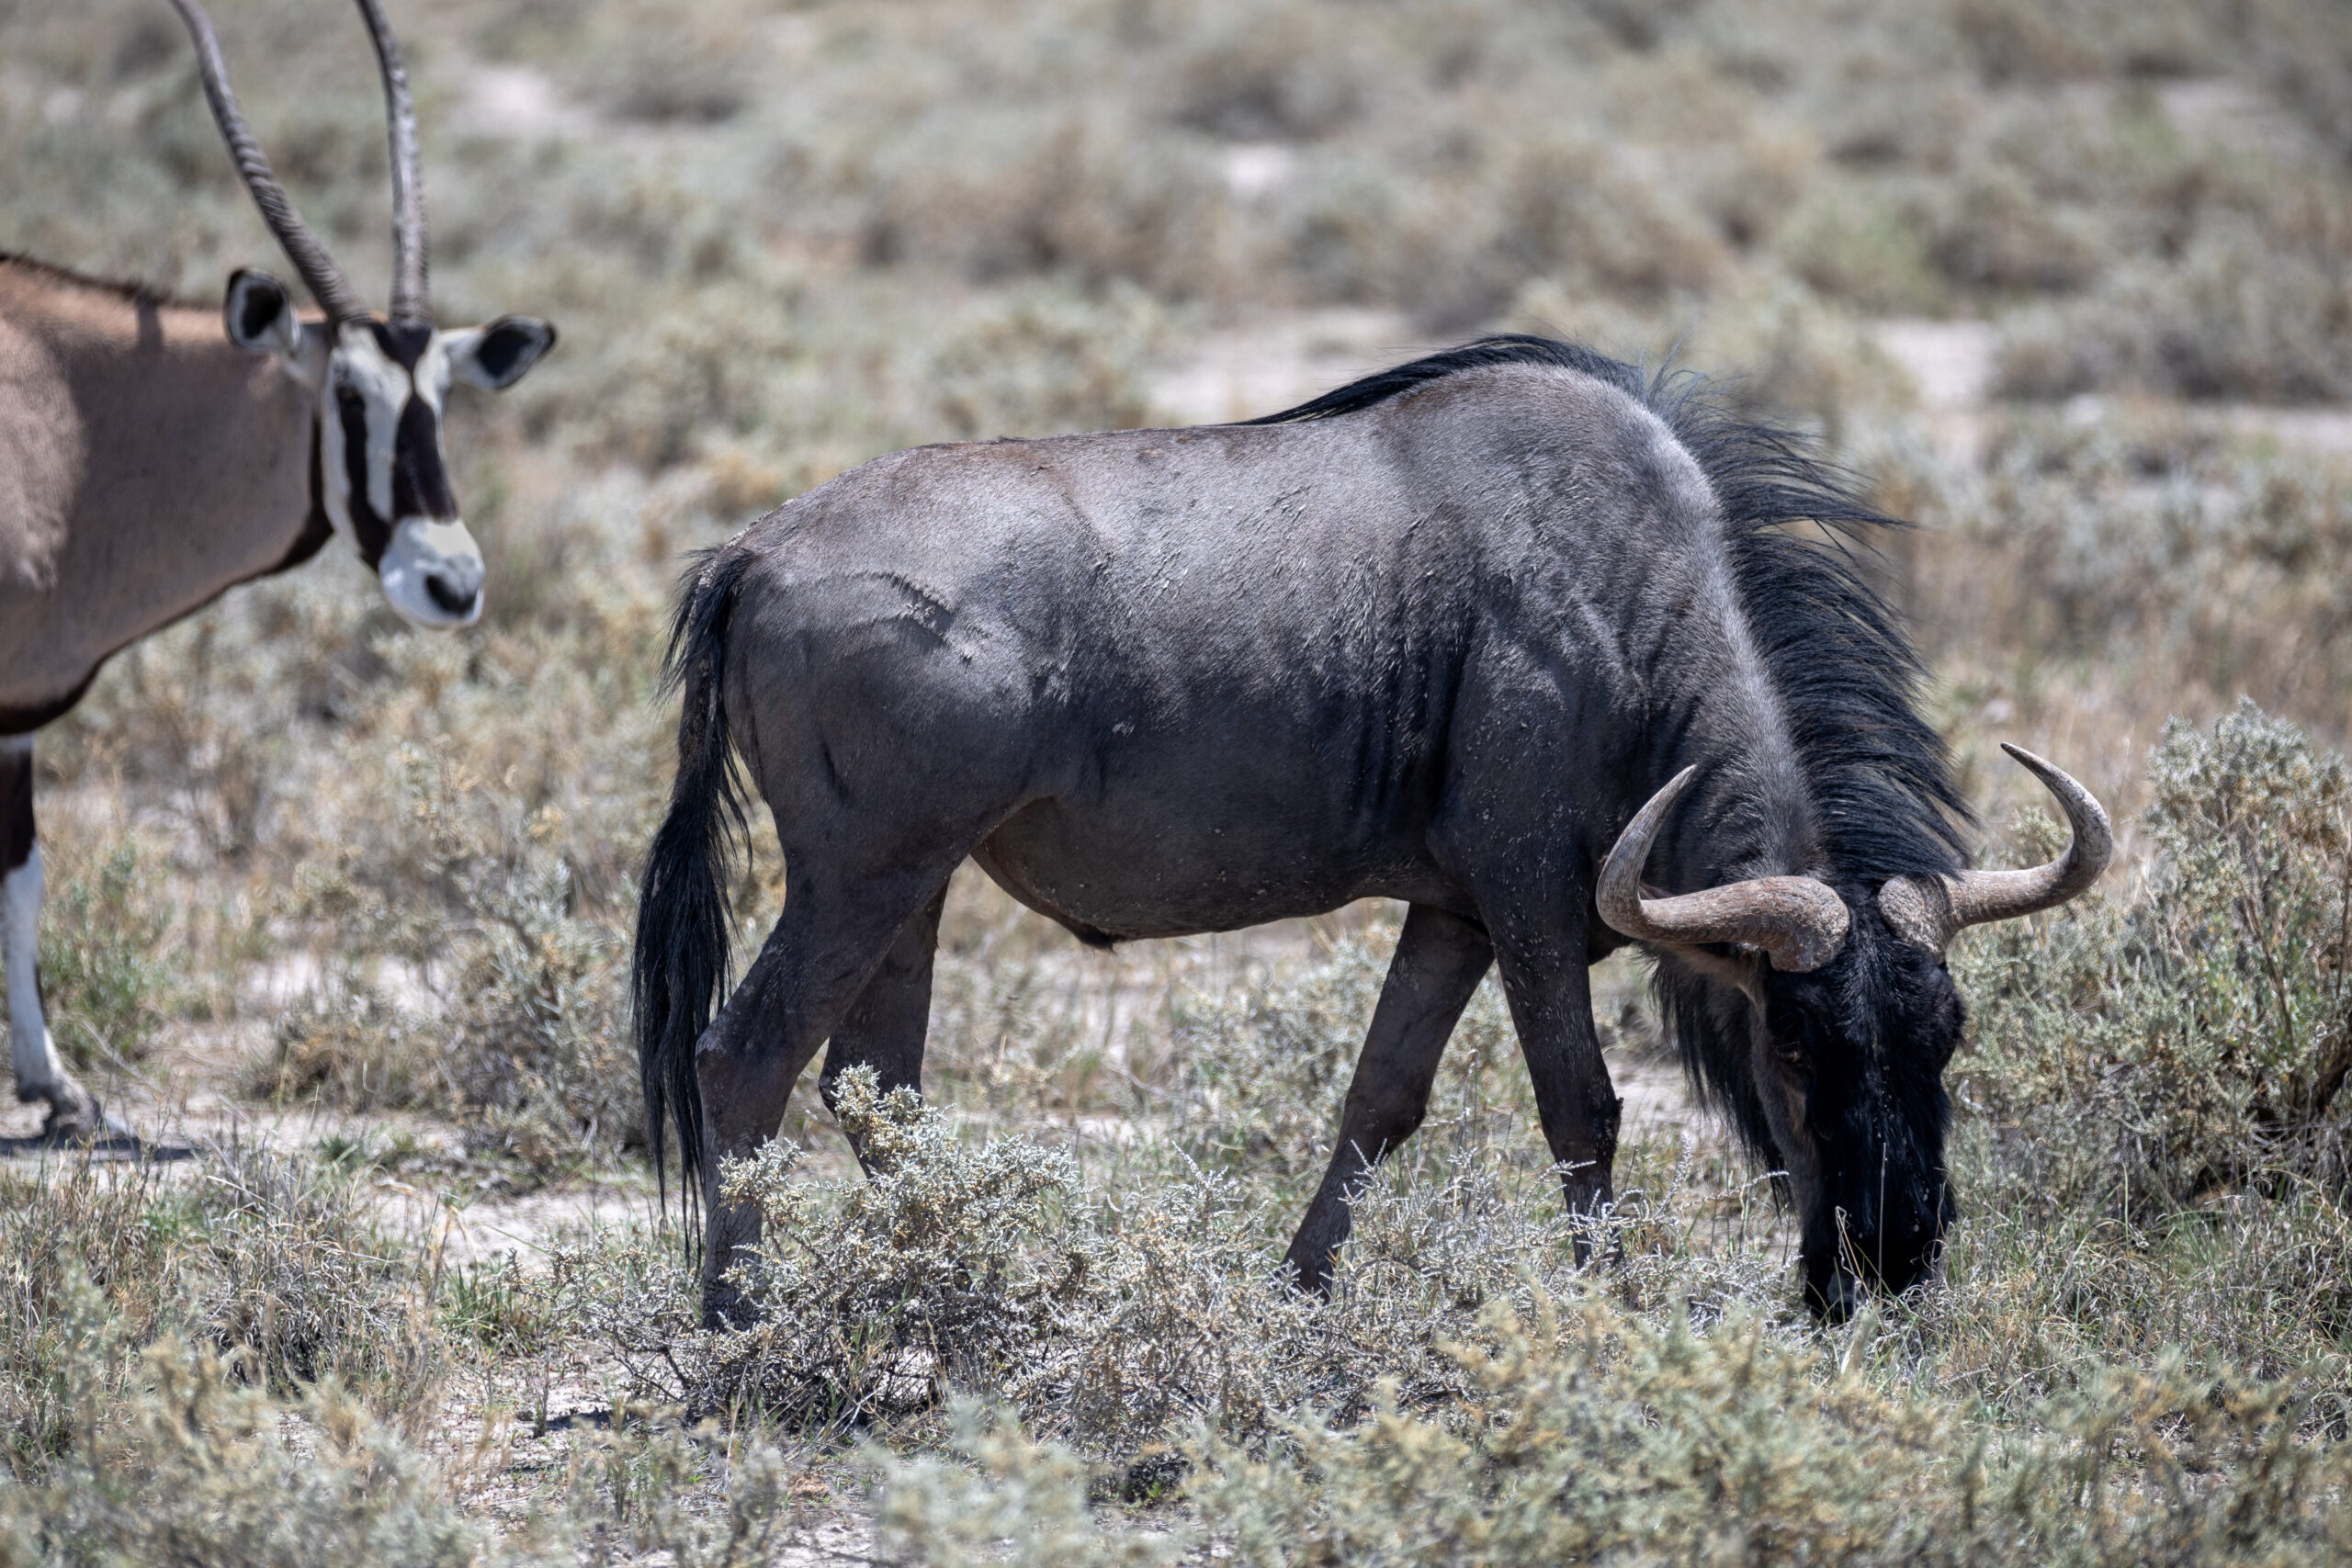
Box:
[634,545,755,1231]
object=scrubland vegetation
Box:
[8,0,2352,1559]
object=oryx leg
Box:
[1284,903,1493,1293]
[0,738,102,1138]
[817,886,947,1172]
[695,855,968,1327]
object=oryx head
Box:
[175,0,556,629]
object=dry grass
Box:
[7,0,2352,1559]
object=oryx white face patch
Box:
[413,331,456,417]
[379,516,485,628]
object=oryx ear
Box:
[223,268,302,359]
[445,316,558,391]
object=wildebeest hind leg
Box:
[1284,904,1493,1294]
[695,860,963,1325]
[818,886,947,1173]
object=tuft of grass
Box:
[0,1299,487,1568]
[691,1070,1081,1430]
[867,1294,2352,1567]
[0,1140,448,1480]
[32,835,183,1070]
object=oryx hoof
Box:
[34,1085,119,1145]
[38,1101,100,1144]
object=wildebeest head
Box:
[1600,745,2111,1318]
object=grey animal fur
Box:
[635,337,2100,1325]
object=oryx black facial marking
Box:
[327,320,452,564]
[266,425,337,578]
[334,368,393,567]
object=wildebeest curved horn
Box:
[168,0,369,324]
[352,0,429,323]
[1598,767,1852,974]
[1878,744,2112,951]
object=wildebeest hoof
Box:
[1807,1270,1861,1325]
[1280,1249,1337,1300]
[700,1286,758,1333]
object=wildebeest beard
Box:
[1656,898,1965,1317]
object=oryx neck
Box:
[0,268,319,718]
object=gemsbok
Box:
[1,0,556,1136]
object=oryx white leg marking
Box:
[4,848,74,1100]
[1,739,94,1124]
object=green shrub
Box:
[1996,206,2352,402]
[0,1303,485,1568]
[1960,701,2352,1213]
[692,1069,1080,1429]
[927,284,1171,439]
[1160,937,1386,1181]
[869,1296,2352,1568]
[193,1142,448,1415]
[253,702,668,1179]
[33,837,180,1069]
[0,1142,447,1475]
[1780,188,1947,314]
[1918,419,2352,729]
[595,1048,1763,1461]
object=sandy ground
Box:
[1150,307,1431,425]
[1871,315,2352,468]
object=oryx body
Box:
[0,0,553,1135]
[634,337,2111,1324]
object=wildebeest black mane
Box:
[1253,334,1975,1160]
[1250,333,1973,884]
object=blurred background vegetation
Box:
[8,0,2352,1560]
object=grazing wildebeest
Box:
[633,335,2109,1324]
[1,0,555,1135]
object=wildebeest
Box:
[633,335,2109,1324]
[1,0,553,1135]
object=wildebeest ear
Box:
[445,316,558,391]
[222,268,301,359]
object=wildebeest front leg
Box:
[1,738,102,1140]
[695,868,956,1326]
[1285,904,1493,1292]
[818,887,947,1172]
[1487,913,1621,1263]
